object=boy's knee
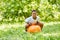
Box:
[41,23,43,27]
[25,24,29,27]
[38,22,43,27]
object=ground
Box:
[0,22,60,40]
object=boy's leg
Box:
[37,22,43,30]
[25,24,30,31]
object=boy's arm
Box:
[25,18,32,27]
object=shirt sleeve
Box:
[25,18,30,23]
[37,16,40,22]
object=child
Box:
[25,10,43,31]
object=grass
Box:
[0,22,60,40]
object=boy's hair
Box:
[32,10,36,12]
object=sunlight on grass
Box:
[0,22,60,40]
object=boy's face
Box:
[32,12,37,19]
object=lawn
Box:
[0,22,60,40]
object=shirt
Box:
[25,16,40,23]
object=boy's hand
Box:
[29,23,32,26]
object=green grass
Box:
[0,22,60,40]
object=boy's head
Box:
[32,10,37,19]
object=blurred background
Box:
[0,0,60,23]
[0,0,60,40]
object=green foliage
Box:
[0,0,60,22]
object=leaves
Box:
[0,0,60,22]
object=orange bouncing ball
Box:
[27,25,41,33]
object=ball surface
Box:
[27,25,41,33]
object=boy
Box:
[25,10,43,31]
